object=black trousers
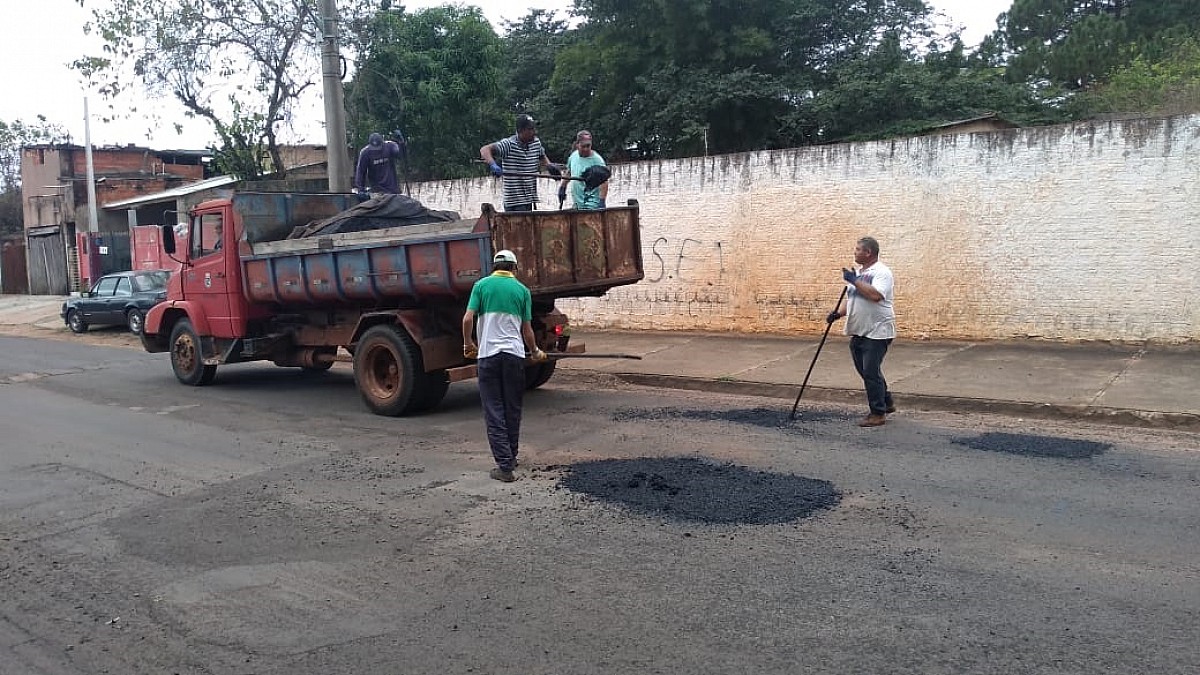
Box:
[850,336,893,415]
[504,203,534,212]
[477,352,526,471]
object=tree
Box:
[1074,36,1200,116]
[73,0,368,177]
[345,5,508,180]
[534,0,941,158]
[0,118,69,237]
[999,0,1200,90]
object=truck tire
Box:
[170,318,217,386]
[354,325,426,416]
[410,370,450,413]
[525,362,556,390]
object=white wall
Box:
[411,115,1200,343]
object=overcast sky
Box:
[1,0,1011,149]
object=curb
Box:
[562,370,1200,433]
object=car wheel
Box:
[169,318,217,386]
[67,309,88,334]
[126,309,145,335]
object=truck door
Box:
[181,211,235,337]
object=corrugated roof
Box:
[102,174,237,210]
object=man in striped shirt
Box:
[480,114,556,212]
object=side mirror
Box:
[161,224,176,255]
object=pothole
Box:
[613,406,851,431]
[952,432,1110,459]
[560,457,841,524]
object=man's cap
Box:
[368,132,383,147]
[493,249,518,265]
[515,114,536,131]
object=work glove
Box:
[826,311,841,324]
[464,344,478,360]
[354,190,369,202]
[545,163,562,178]
[529,348,548,363]
[598,198,606,208]
[488,162,503,177]
[842,267,859,284]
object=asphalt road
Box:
[1,331,1198,674]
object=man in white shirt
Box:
[827,236,896,427]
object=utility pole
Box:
[319,0,351,192]
[83,97,99,233]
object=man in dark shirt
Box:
[354,132,403,197]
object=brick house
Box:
[19,144,209,294]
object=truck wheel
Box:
[525,362,556,390]
[126,309,145,335]
[67,309,88,334]
[170,318,217,386]
[410,370,450,412]
[354,325,425,416]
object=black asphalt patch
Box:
[560,457,841,525]
[952,432,1110,459]
[613,406,851,431]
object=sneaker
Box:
[858,414,886,427]
[489,467,516,483]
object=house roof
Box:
[102,174,237,210]
[923,113,1018,132]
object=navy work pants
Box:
[477,353,526,471]
[850,336,893,415]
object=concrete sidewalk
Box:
[2,294,1197,431]
[558,330,1200,431]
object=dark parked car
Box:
[62,269,171,335]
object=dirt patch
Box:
[560,456,841,525]
[952,432,1110,459]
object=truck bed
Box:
[233,193,644,307]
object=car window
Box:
[115,277,132,296]
[132,271,169,292]
[94,277,119,296]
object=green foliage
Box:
[1000,0,1200,89]
[1074,36,1200,115]
[346,5,508,180]
[0,117,69,236]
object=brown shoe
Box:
[490,467,516,482]
[885,403,896,414]
[858,414,886,427]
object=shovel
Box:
[486,164,612,191]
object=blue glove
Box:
[488,162,503,177]
[557,185,567,201]
[842,268,858,284]
[354,189,369,202]
[598,198,606,208]
[546,163,562,178]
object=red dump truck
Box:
[140,192,643,415]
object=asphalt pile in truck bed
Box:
[288,194,461,238]
[560,456,841,525]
